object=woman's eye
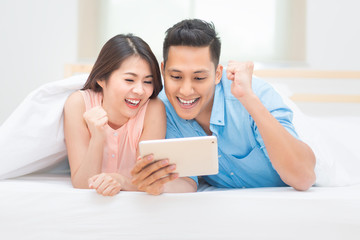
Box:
[171,75,181,80]
[125,79,134,82]
[144,81,153,84]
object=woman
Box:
[64,34,196,196]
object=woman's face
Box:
[98,55,154,123]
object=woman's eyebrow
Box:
[124,72,153,78]
[124,72,137,77]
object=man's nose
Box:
[179,79,194,96]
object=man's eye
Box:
[194,77,206,80]
[171,75,181,80]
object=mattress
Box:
[1,73,360,240]
[1,173,360,240]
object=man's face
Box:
[162,46,222,121]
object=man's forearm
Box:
[238,93,316,190]
[164,177,197,193]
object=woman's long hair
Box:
[82,34,162,99]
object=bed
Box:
[1,66,360,239]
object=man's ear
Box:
[161,62,165,78]
[215,64,223,85]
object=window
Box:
[78,0,306,65]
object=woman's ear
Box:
[215,64,223,85]
[97,79,104,89]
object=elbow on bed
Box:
[290,147,317,191]
[71,178,89,189]
[291,170,316,191]
[71,182,86,189]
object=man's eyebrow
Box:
[194,70,210,74]
[167,69,210,74]
[167,69,181,73]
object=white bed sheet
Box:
[1,173,360,240]
[1,74,360,239]
[1,74,359,187]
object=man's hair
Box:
[163,19,221,67]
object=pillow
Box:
[2,75,359,187]
[0,74,88,179]
[272,83,360,187]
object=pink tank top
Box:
[80,89,149,178]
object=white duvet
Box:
[1,74,360,240]
[0,74,360,187]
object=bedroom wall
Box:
[306,0,360,70]
[297,0,360,116]
[0,0,78,125]
[0,0,359,125]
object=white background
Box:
[1,0,360,125]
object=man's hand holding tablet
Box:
[131,136,218,194]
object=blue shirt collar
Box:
[210,81,225,126]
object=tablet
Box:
[139,136,219,177]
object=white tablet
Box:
[139,136,219,177]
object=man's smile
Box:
[176,97,200,109]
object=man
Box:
[131,19,316,195]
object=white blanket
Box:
[1,75,360,240]
[0,75,86,178]
[274,84,360,186]
[0,74,360,187]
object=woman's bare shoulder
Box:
[147,98,165,112]
[143,98,166,126]
[64,90,85,113]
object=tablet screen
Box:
[139,136,219,177]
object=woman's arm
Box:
[64,91,105,189]
[131,98,197,195]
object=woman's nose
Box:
[133,82,145,95]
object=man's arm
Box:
[227,61,316,191]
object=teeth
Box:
[178,97,197,105]
[126,99,140,105]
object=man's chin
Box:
[175,109,197,120]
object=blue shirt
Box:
[159,71,299,188]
